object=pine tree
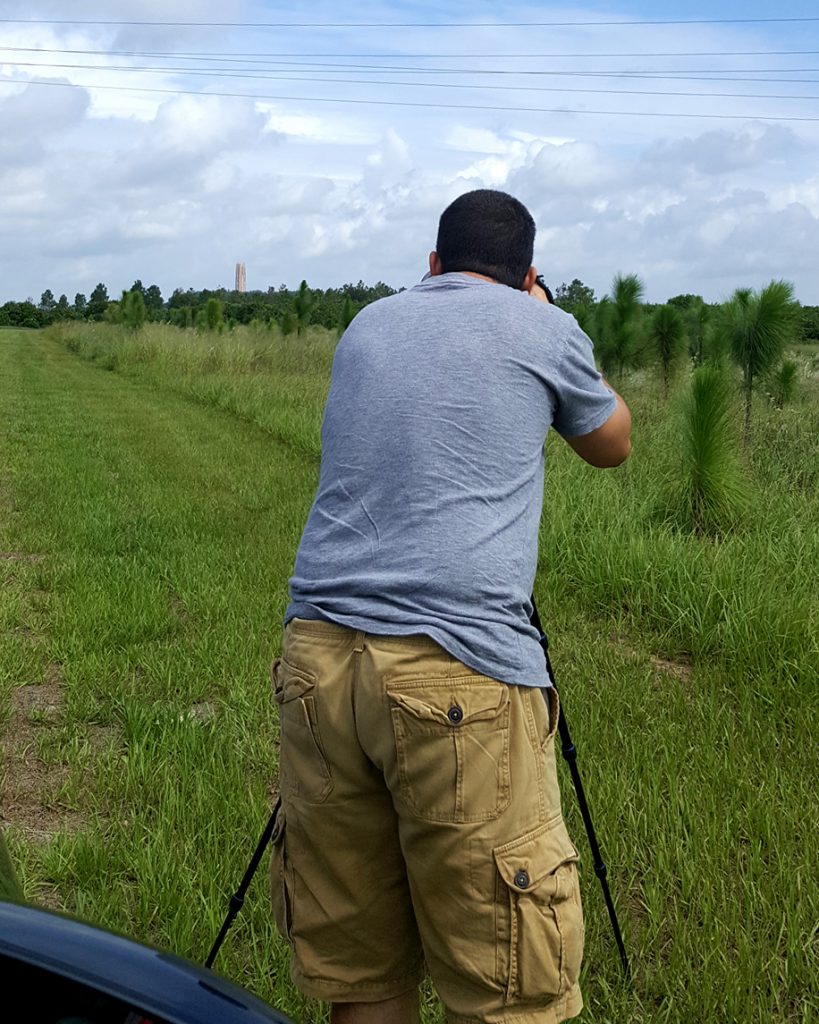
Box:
[123,289,147,330]
[88,282,109,320]
[719,280,798,444]
[339,295,357,335]
[651,304,685,397]
[204,297,224,331]
[293,280,313,336]
[597,273,644,379]
[662,364,747,536]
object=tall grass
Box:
[56,321,332,459]
[47,320,818,692]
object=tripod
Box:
[530,599,630,980]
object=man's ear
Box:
[428,251,444,276]
[521,266,538,292]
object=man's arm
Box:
[527,275,632,468]
[563,384,632,468]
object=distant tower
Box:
[235,262,247,293]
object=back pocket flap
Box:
[388,676,510,726]
[494,816,579,892]
[274,658,317,704]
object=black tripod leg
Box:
[206,797,282,969]
[553,697,631,980]
[531,601,630,980]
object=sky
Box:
[2,0,819,304]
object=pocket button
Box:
[447,705,464,725]
[514,869,530,890]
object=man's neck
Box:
[457,271,501,284]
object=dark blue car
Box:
[0,901,292,1024]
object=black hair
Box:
[435,189,536,289]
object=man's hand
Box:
[529,281,550,304]
[523,267,550,304]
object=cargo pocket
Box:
[269,799,293,944]
[272,658,333,803]
[494,815,584,1002]
[386,674,511,823]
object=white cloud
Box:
[644,123,801,177]
[770,178,819,217]
[0,79,89,163]
[447,126,513,155]
[258,103,376,145]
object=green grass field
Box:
[1,325,817,1023]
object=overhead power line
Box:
[5,52,819,81]
[2,16,819,28]
[7,60,819,102]
[6,57,819,85]
[5,45,819,60]
[3,76,819,122]
[4,48,819,79]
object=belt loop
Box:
[353,630,366,653]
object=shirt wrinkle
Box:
[358,498,381,551]
[433,417,485,443]
[430,444,494,485]
[316,507,371,543]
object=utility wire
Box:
[5,45,819,60]
[6,56,819,85]
[5,53,819,80]
[3,76,819,122]
[3,16,819,27]
[8,61,819,102]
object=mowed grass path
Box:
[1,329,816,1023]
[0,329,316,1016]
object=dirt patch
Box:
[10,673,64,719]
[0,552,46,564]
[0,667,84,842]
[10,623,41,644]
[168,590,193,624]
[608,631,694,687]
[178,701,216,724]
[1,755,80,843]
[31,883,64,912]
[649,653,693,683]
[42,662,63,688]
[607,631,641,662]
[84,723,120,753]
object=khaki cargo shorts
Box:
[270,618,584,1024]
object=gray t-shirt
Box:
[285,273,615,687]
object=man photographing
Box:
[272,190,632,1024]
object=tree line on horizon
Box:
[3,275,819,346]
[0,279,397,334]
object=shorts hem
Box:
[445,984,583,1024]
[290,961,426,1003]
